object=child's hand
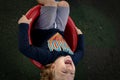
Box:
[18,15,32,24]
[75,27,83,34]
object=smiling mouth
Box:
[65,60,72,65]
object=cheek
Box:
[57,62,66,69]
[72,63,75,71]
[55,63,66,73]
[73,66,76,72]
[56,61,65,66]
[56,59,65,66]
[60,62,66,69]
[54,57,66,69]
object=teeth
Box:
[65,60,71,64]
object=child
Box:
[18,0,84,80]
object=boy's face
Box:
[52,55,75,80]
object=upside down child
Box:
[18,0,84,80]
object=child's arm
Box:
[71,27,84,66]
[18,15,69,65]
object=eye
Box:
[62,71,67,74]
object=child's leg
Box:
[55,1,70,31]
[35,0,57,30]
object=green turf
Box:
[0,1,119,80]
[70,5,116,48]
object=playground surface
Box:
[0,0,120,80]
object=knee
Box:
[44,0,57,7]
[57,1,69,7]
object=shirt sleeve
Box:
[18,23,68,65]
[71,34,84,66]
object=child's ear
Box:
[51,63,55,70]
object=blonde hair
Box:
[40,64,54,80]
